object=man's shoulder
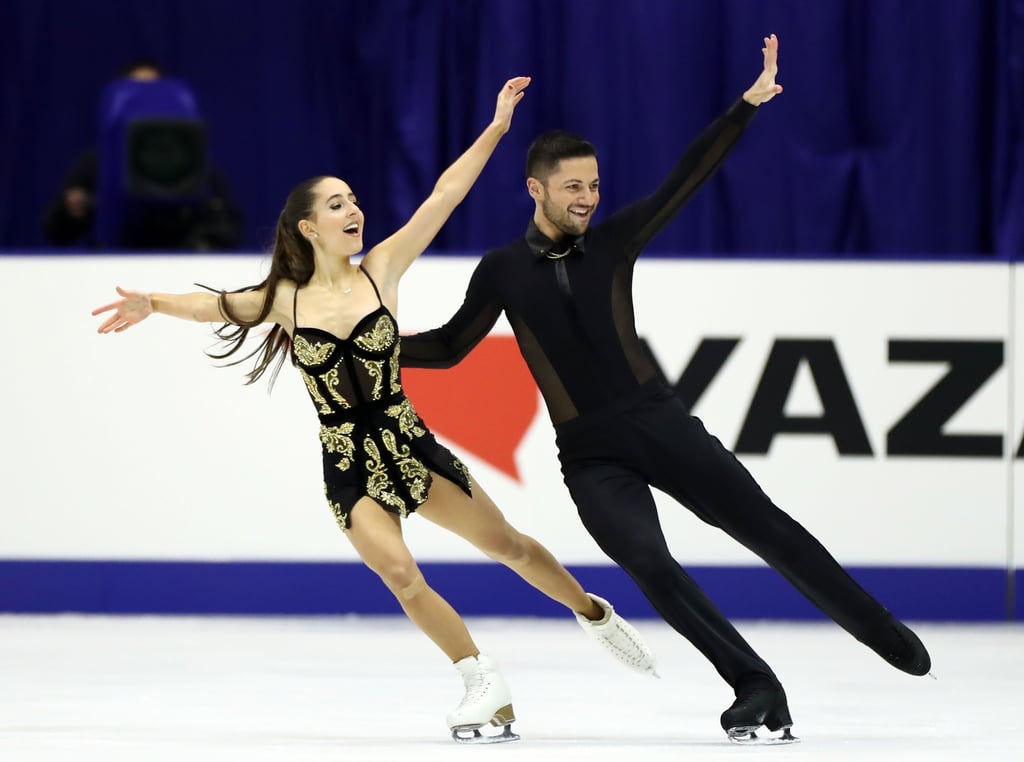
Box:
[476,237,529,269]
[461,240,528,296]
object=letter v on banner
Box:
[639,337,741,410]
[641,336,874,455]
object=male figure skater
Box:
[400,35,930,743]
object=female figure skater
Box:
[92,77,655,744]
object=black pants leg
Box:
[563,460,779,690]
[557,390,898,692]
[634,396,894,639]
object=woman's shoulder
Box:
[265,278,300,328]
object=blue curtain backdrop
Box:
[1,0,1021,256]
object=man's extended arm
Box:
[603,34,782,260]
[399,258,504,368]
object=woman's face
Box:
[306,177,364,254]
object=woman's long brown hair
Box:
[205,176,327,388]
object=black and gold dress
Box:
[291,266,472,530]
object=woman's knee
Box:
[370,558,423,594]
[480,526,531,566]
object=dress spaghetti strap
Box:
[359,264,383,307]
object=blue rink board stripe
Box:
[1016,569,1022,620]
[0,561,1012,621]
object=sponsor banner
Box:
[624,260,1012,568]
[406,258,1015,569]
[0,255,1015,582]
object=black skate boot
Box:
[720,678,798,745]
[861,616,931,676]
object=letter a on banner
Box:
[735,339,873,455]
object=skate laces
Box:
[457,666,492,708]
[602,620,648,665]
[576,595,658,676]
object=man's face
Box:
[530,156,600,237]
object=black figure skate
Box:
[720,678,798,745]
[861,615,932,676]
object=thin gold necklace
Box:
[545,249,571,260]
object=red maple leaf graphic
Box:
[402,336,539,481]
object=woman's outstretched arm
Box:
[92,286,274,334]
[365,76,530,290]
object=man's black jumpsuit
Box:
[400,98,918,697]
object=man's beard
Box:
[541,197,589,237]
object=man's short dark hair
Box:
[525,131,597,182]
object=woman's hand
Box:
[92,286,153,333]
[492,76,532,134]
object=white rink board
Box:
[1016,267,1023,575]
[631,259,1012,568]
[0,255,1014,568]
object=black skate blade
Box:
[451,723,520,744]
[727,726,800,745]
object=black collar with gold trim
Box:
[526,220,586,260]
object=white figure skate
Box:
[575,593,659,677]
[446,654,519,744]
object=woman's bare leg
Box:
[417,473,603,620]
[345,496,479,661]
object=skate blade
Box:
[727,726,799,745]
[451,704,519,744]
[451,723,520,744]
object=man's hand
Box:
[742,34,783,106]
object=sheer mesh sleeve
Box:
[400,256,504,369]
[601,98,759,262]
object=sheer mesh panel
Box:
[508,316,577,424]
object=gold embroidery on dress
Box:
[354,315,396,352]
[320,423,356,470]
[294,334,335,366]
[358,358,385,400]
[380,428,430,504]
[452,457,471,486]
[327,496,350,532]
[386,398,427,438]
[363,436,408,515]
[319,367,352,409]
[299,368,332,415]
[388,342,401,394]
